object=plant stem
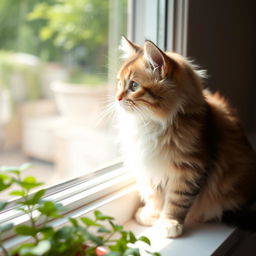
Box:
[28,206,39,243]
[17,173,39,243]
[104,231,116,244]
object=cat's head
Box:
[116,37,205,123]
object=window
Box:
[1,2,248,255]
[0,0,178,236]
[0,0,178,230]
[0,0,128,200]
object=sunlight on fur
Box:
[110,37,256,238]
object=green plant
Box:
[0,164,160,256]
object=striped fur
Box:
[116,38,256,238]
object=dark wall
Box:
[187,0,256,133]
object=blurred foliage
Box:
[28,0,110,72]
[28,0,109,50]
[0,0,110,71]
[0,164,160,256]
[0,0,127,85]
[0,0,62,62]
[67,69,107,86]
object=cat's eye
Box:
[128,81,140,92]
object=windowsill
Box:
[124,220,234,256]
[3,180,234,255]
[72,184,234,255]
[95,185,234,256]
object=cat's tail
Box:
[222,202,256,231]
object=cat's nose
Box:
[117,92,124,101]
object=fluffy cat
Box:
[115,37,256,238]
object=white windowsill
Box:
[67,184,234,255]
[107,186,234,256]
[125,220,234,256]
[3,181,234,255]
[96,186,234,256]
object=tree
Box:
[0,0,61,61]
[28,0,109,71]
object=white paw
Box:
[135,207,160,226]
[155,218,184,238]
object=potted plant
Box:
[50,78,109,126]
[27,0,121,126]
[0,164,160,256]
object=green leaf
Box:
[31,240,51,255]
[128,231,137,243]
[152,253,161,256]
[54,226,74,240]
[80,217,101,227]
[0,223,13,233]
[124,248,140,256]
[10,190,26,197]
[19,240,51,256]
[0,200,7,211]
[24,176,37,183]
[97,226,111,233]
[121,231,128,242]
[109,239,127,252]
[40,27,54,40]
[145,252,161,256]
[0,173,9,180]
[23,189,45,205]
[38,226,54,238]
[13,243,34,256]
[109,220,123,232]
[15,225,36,236]
[0,178,11,192]
[69,217,79,227]
[18,176,44,190]
[31,189,45,203]
[138,236,151,246]
[38,201,64,217]
[0,173,12,183]
[94,210,114,221]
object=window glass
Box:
[0,0,127,199]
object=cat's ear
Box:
[143,40,173,78]
[119,36,141,59]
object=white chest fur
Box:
[118,111,172,187]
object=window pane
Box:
[0,0,127,200]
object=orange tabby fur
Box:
[115,37,256,237]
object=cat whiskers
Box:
[95,95,118,127]
[133,105,150,128]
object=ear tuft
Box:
[144,41,163,68]
[119,36,140,59]
[143,41,171,77]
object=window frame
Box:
[130,0,189,54]
[0,162,135,241]
[1,0,190,251]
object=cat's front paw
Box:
[155,218,184,238]
[135,206,160,226]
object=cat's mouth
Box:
[120,99,136,111]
